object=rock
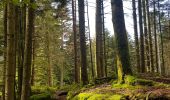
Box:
[52,91,68,100]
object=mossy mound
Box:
[71,93,126,100]
[68,76,170,100]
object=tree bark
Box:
[72,0,80,83]
[146,0,154,72]
[78,0,88,85]
[138,0,145,73]
[101,0,107,77]
[2,4,7,100]
[158,0,165,75]
[21,0,35,99]
[96,0,104,78]
[153,0,159,72]
[17,4,26,99]
[111,0,132,83]
[5,1,16,100]
[132,0,140,72]
[31,37,35,86]
[143,0,150,72]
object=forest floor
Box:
[67,75,170,100]
[69,83,170,100]
[30,75,170,100]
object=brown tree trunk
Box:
[138,0,145,73]
[153,0,159,73]
[111,0,132,83]
[143,0,150,72]
[101,0,107,77]
[18,4,26,99]
[2,4,7,100]
[146,0,154,72]
[72,0,80,83]
[31,37,35,86]
[5,1,16,99]
[21,0,35,99]
[158,0,165,75]
[15,5,20,100]
[78,0,88,85]
[132,0,140,72]
[96,0,104,78]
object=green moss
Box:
[71,93,126,100]
[30,93,51,100]
[112,83,134,89]
[117,55,123,84]
[124,75,136,85]
[71,93,92,100]
[108,95,125,100]
[78,93,93,100]
[88,94,109,100]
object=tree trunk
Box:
[111,0,132,83]
[138,0,145,73]
[5,1,16,100]
[158,0,165,75]
[17,4,26,99]
[146,0,154,72]
[143,0,150,72]
[101,0,107,77]
[153,0,159,72]
[78,0,88,85]
[31,37,35,86]
[132,0,140,72]
[96,0,104,78]
[72,0,80,83]
[2,4,7,100]
[21,0,35,99]
[14,5,20,100]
